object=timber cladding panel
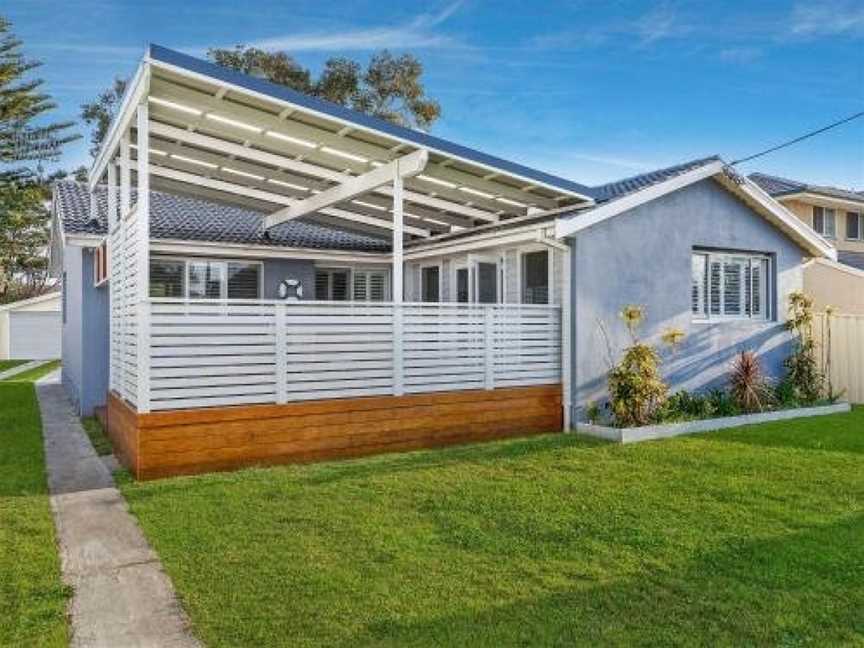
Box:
[107,385,562,480]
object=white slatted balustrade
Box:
[147,299,561,411]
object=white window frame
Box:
[419,263,442,303]
[454,263,470,303]
[846,211,863,241]
[813,205,836,239]
[150,255,263,300]
[470,253,502,304]
[692,250,771,323]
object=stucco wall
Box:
[571,178,808,419]
[62,246,110,416]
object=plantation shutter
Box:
[227,262,260,299]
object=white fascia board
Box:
[737,178,836,260]
[149,58,594,202]
[264,149,428,229]
[404,223,552,260]
[0,291,61,313]
[65,233,104,248]
[776,191,864,211]
[150,238,390,263]
[89,59,151,190]
[554,161,725,239]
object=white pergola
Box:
[89,45,593,304]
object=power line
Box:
[730,110,864,166]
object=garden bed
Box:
[575,402,851,443]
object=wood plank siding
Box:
[106,385,563,480]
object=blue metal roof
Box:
[147,44,594,199]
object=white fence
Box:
[146,300,562,411]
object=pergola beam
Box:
[147,121,498,222]
[148,165,432,237]
[264,150,428,230]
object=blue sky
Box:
[7,0,864,188]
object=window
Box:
[476,262,498,303]
[150,258,186,298]
[315,269,350,300]
[813,206,836,238]
[188,260,224,299]
[149,257,261,299]
[353,270,389,301]
[522,250,549,304]
[456,267,469,303]
[691,251,770,321]
[847,211,863,241]
[421,266,440,302]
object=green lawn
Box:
[0,367,69,645]
[120,410,864,647]
[0,359,29,372]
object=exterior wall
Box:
[261,258,316,299]
[0,311,8,360]
[62,245,110,416]
[0,294,61,360]
[783,198,864,254]
[108,384,562,480]
[804,259,864,315]
[571,178,808,419]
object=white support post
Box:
[120,134,130,216]
[107,162,117,392]
[392,171,405,396]
[136,103,151,412]
[561,245,572,431]
[275,302,287,404]
[484,306,495,390]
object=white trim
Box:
[555,162,724,239]
[264,149,428,228]
[0,291,61,313]
[777,191,864,212]
[405,223,554,260]
[89,59,150,190]
[150,238,389,263]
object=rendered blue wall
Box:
[61,246,109,416]
[570,178,807,419]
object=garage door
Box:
[9,311,62,360]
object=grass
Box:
[120,410,864,647]
[0,359,29,373]
[0,366,69,646]
[0,360,61,384]
[81,416,112,456]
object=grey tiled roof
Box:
[53,181,390,252]
[749,172,864,204]
[838,251,864,272]
[590,156,722,204]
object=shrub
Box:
[729,351,773,413]
[784,291,824,404]
[607,305,679,427]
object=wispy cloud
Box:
[26,43,143,58]
[718,46,762,64]
[631,5,693,46]
[789,1,864,38]
[238,2,465,52]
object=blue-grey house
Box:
[50,45,834,478]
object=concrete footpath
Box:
[36,374,200,648]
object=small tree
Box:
[607,306,678,427]
[784,291,823,403]
[729,351,772,413]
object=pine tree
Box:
[0,15,78,302]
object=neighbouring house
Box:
[50,45,835,479]
[0,291,61,361]
[751,173,864,313]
